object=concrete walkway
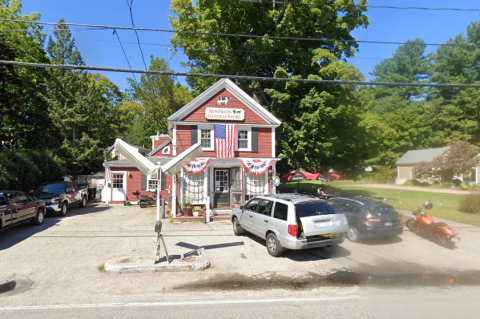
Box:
[343,183,470,195]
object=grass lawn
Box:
[278,180,480,227]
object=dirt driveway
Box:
[1,199,480,308]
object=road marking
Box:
[0,296,355,311]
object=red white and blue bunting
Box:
[241,159,272,176]
[183,158,211,174]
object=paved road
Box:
[1,200,480,318]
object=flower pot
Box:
[183,207,193,216]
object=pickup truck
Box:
[32,181,88,216]
[0,190,46,238]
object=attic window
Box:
[162,146,170,155]
[217,96,231,105]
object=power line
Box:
[2,18,480,48]
[126,0,148,70]
[113,28,137,82]
[1,59,479,88]
[237,0,480,12]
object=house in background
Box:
[395,146,480,184]
[103,78,282,218]
[395,147,449,184]
[104,143,150,161]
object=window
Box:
[148,179,158,191]
[113,174,124,189]
[258,199,273,216]
[273,202,288,221]
[199,127,213,150]
[245,171,266,201]
[183,172,205,202]
[295,201,335,217]
[238,130,248,150]
[244,198,260,212]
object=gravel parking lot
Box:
[2,199,480,308]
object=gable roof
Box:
[396,147,449,165]
[147,139,171,156]
[106,156,171,168]
[167,78,282,126]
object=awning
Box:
[114,138,157,176]
[161,143,203,176]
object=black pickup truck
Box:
[0,190,46,238]
[32,181,88,216]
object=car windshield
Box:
[368,206,398,217]
[295,201,335,217]
[37,183,66,194]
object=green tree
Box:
[371,38,431,100]
[0,0,52,149]
[125,56,192,146]
[170,0,369,173]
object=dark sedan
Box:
[327,196,403,242]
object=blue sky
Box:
[18,0,480,92]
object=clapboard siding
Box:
[182,89,268,124]
[176,125,271,157]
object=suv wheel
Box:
[232,217,245,236]
[266,233,283,257]
[59,202,68,216]
[347,225,362,243]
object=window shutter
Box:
[252,127,258,153]
[161,171,166,190]
[141,173,147,190]
[191,125,198,144]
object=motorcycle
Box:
[132,190,157,208]
[406,200,460,248]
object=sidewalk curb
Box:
[104,255,210,274]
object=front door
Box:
[214,169,230,208]
[112,172,126,201]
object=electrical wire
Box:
[1,59,479,88]
[113,28,137,82]
[2,18,480,48]
[237,0,480,12]
[126,0,148,70]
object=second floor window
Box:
[201,129,211,148]
[238,130,248,150]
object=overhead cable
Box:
[1,59,479,88]
[1,18,479,48]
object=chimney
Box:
[252,91,263,105]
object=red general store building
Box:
[103,78,282,218]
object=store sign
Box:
[184,158,210,174]
[205,108,245,121]
[241,159,272,176]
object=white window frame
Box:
[198,125,214,151]
[183,171,205,202]
[237,127,251,151]
[147,177,158,192]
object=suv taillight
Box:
[288,225,297,237]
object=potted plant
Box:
[124,199,131,206]
[182,197,193,216]
[192,205,202,217]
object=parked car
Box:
[0,190,46,238]
[230,193,348,257]
[326,196,403,243]
[31,182,88,216]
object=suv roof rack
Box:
[265,193,320,203]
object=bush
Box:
[370,167,396,184]
[459,191,480,214]
[460,183,471,191]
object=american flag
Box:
[104,162,114,182]
[214,124,236,158]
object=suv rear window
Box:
[368,206,397,217]
[273,202,288,221]
[295,201,335,217]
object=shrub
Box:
[460,183,471,191]
[452,179,462,186]
[370,167,396,184]
[459,191,480,214]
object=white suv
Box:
[230,193,348,257]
